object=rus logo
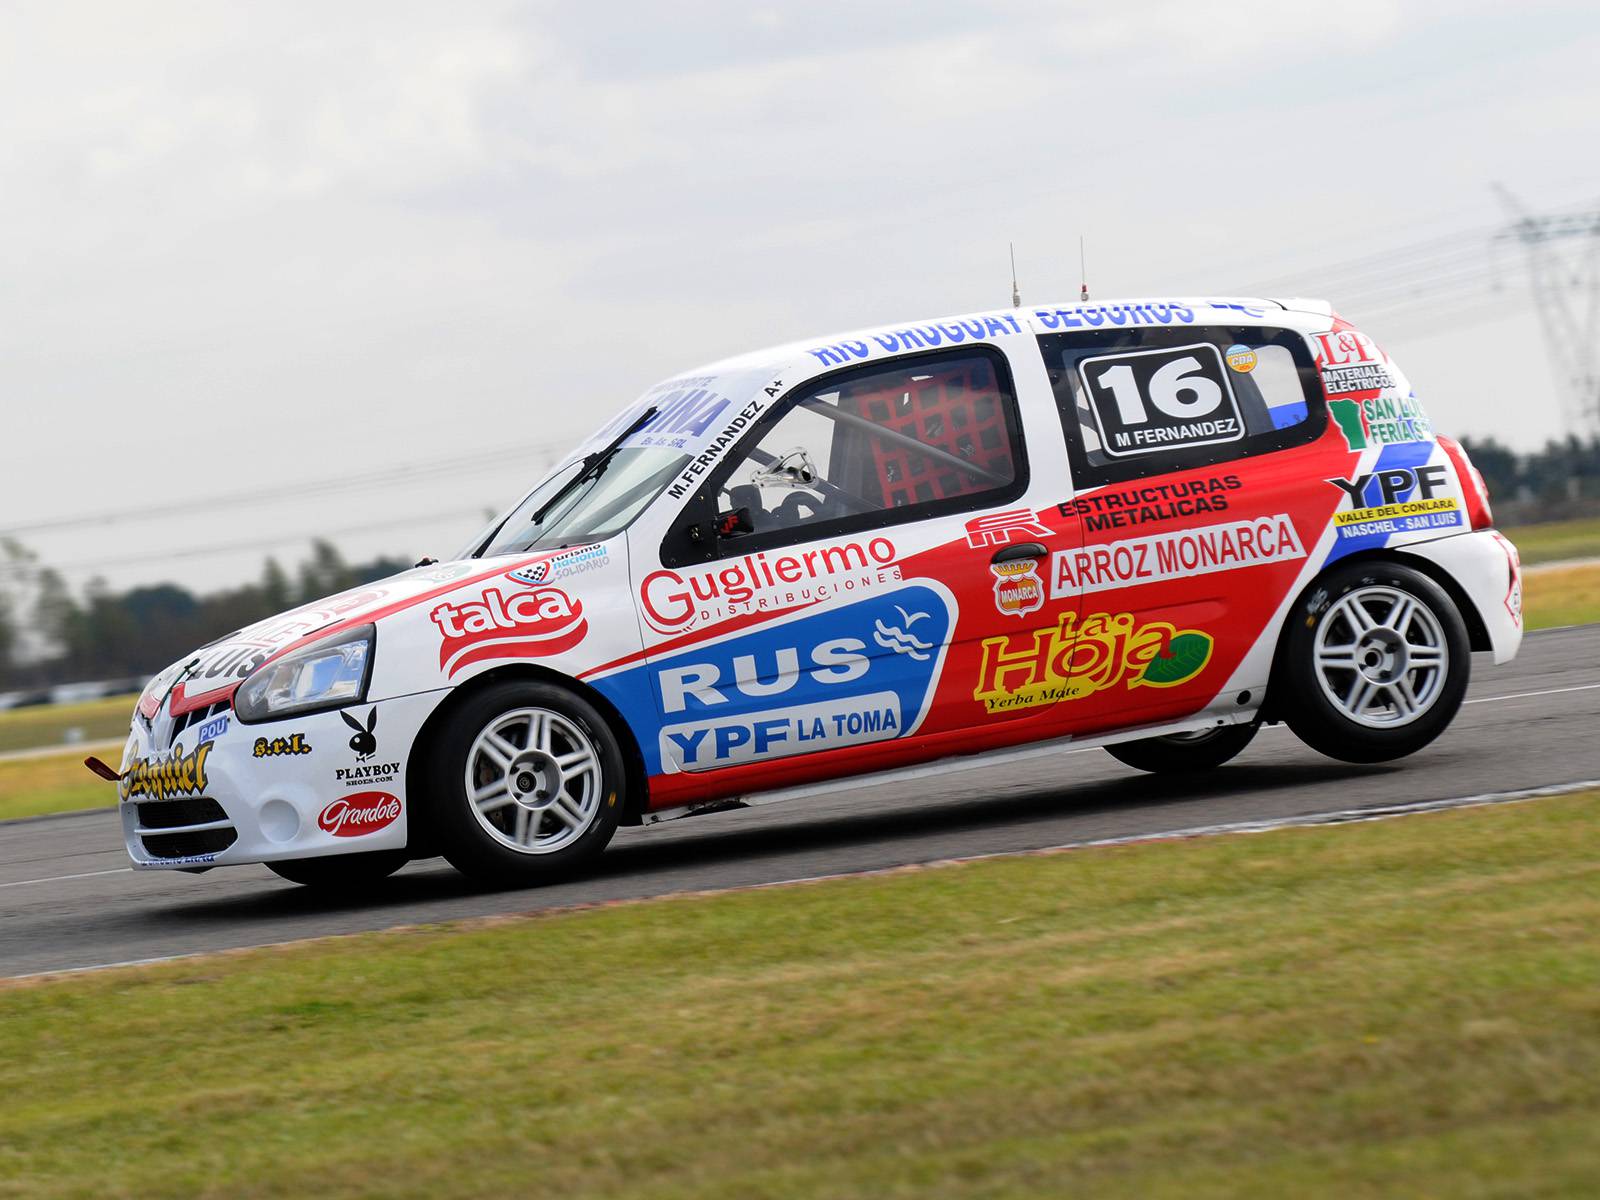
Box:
[318,791,401,837]
[430,587,587,677]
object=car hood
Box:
[136,554,564,720]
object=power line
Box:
[0,503,499,579]
[0,434,567,538]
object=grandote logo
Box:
[430,587,587,676]
[318,791,401,837]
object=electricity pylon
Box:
[1493,185,1600,433]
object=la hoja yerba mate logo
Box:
[973,612,1213,714]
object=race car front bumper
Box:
[118,689,447,870]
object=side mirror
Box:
[715,506,755,538]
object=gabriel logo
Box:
[317,791,401,837]
[430,587,587,677]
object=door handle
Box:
[990,542,1047,564]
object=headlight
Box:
[234,625,374,723]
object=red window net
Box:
[842,360,1014,508]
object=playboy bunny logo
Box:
[341,708,377,762]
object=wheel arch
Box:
[1261,545,1488,723]
[404,664,653,852]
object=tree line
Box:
[1458,434,1600,520]
[0,540,409,694]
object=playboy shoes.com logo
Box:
[430,588,587,677]
[317,791,401,837]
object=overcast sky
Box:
[3,1,1599,595]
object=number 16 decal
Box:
[1078,343,1245,458]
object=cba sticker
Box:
[594,585,954,773]
[1224,344,1258,373]
[990,559,1044,617]
[973,612,1213,714]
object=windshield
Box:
[466,447,688,558]
[459,362,781,560]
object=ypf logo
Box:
[318,791,401,837]
[430,587,587,677]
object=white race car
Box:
[102,297,1522,887]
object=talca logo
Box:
[318,791,401,837]
[119,741,213,801]
[973,612,1213,714]
[431,588,586,677]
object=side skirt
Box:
[642,708,1259,825]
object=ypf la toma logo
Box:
[430,587,587,677]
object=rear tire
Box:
[1104,723,1258,774]
[423,681,625,885]
[266,849,408,888]
[1280,560,1470,764]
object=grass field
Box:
[0,693,137,755]
[0,751,120,821]
[2,792,1597,1198]
[1525,563,1600,632]
[1504,515,1600,565]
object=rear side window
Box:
[1041,326,1324,489]
[691,348,1028,559]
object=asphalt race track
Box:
[3,625,1596,980]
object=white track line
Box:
[1464,682,1600,705]
[6,777,1598,983]
[0,866,131,890]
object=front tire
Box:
[1104,723,1258,774]
[424,681,625,885]
[266,849,408,888]
[1281,560,1470,764]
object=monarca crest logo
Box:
[430,587,587,677]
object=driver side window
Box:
[713,349,1027,551]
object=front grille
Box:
[140,827,238,860]
[136,798,227,829]
[170,701,228,747]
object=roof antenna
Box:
[1079,235,1090,302]
[1009,242,1021,308]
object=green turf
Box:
[1503,515,1600,565]
[0,750,120,821]
[1525,563,1600,631]
[0,693,136,755]
[2,792,1597,1198]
